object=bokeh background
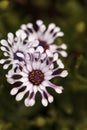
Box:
[0,0,87,130]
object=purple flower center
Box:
[39,39,49,52]
[14,51,24,61]
[29,70,44,85]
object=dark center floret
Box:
[39,39,49,52]
[14,51,24,61]
[29,70,44,85]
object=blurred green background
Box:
[0,0,87,130]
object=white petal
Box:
[0,40,8,46]
[3,64,9,69]
[48,95,54,103]
[36,46,44,53]
[42,66,49,73]
[50,64,54,69]
[7,78,15,84]
[0,59,6,64]
[27,23,33,28]
[57,59,64,69]
[41,99,48,107]
[36,62,41,69]
[55,86,63,94]
[17,30,27,39]
[23,66,29,73]
[28,34,36,42]
[50,45,57,52]
[26,83,33,91]
[39,84,45,90]
[40,62,46,70]
[20,72,28,77]
[36,20,43,25]
[60,70,68,77]
[33,52,39,59]
[39,25,46,32]
[40,53,46,60]
[16,91,25,101]
[7,32,14,43]
[44,75,52,80]
[33,85,38,93]
[32,61,37,70]
[16,52,24,58]
[32,40,39,47]
[28,48,35,53]
[10,88,18,95]
[60,44,67,49]
[29,99,35,106]
[45,70,53,76]
[53,53,58,61]
[54,27,60,32]
[21,24,27,30]
[24,98,30,107]
[59,51,67,57]
[27,64,32,71]
[57,32,64,37]
[20,77,28,82]
[46,50,53,57]
[48,23,55,31]
[4,52,9,56]
[42,80,49,86]
[0,46,7,51]
[6,69,14,77]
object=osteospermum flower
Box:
[6,53,68,107]
[17,20,67,62]
[0,32,39,71]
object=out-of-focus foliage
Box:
[0,0,87,130]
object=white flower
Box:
[0,32,39,71]
[17,20,67,62]
[6,53,68,107]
